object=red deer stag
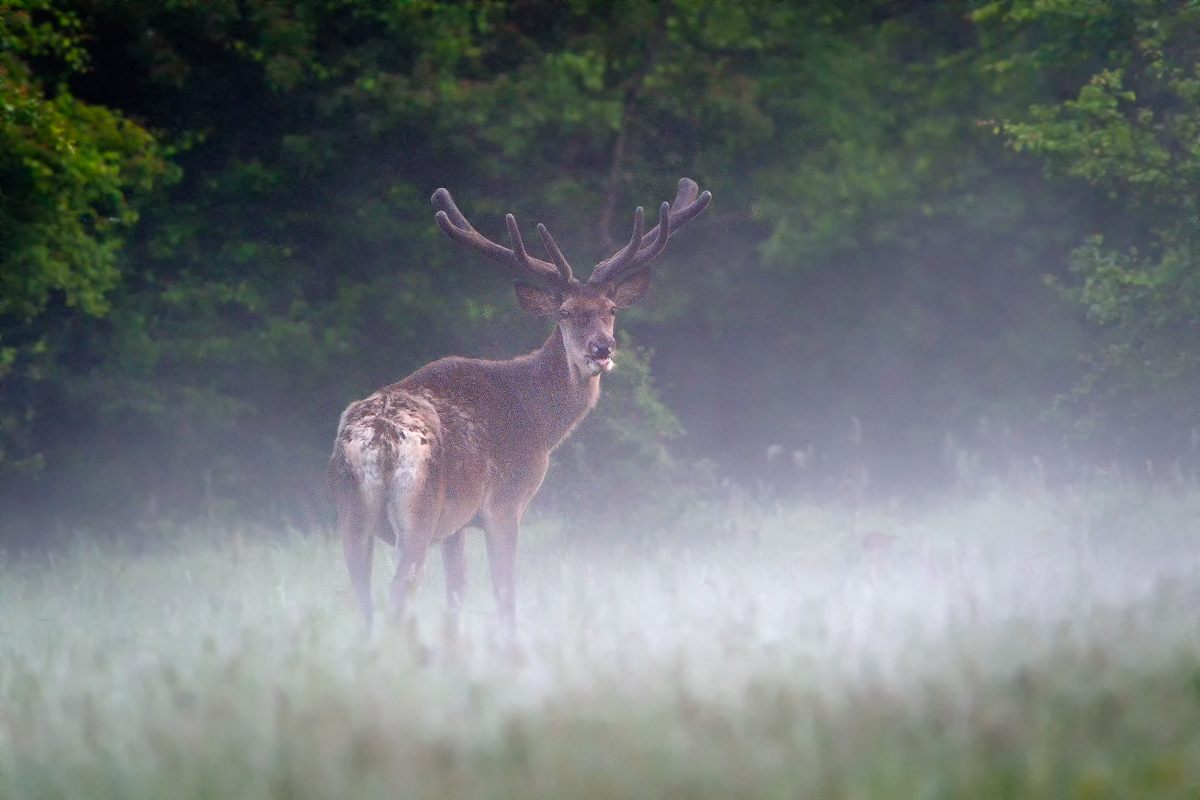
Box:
[329,178,711,628]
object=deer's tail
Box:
[330,394,439,544]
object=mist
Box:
[6,1,1199,541]
[4,486,1199,796]
[3,1,1200,796]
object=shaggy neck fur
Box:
[515,326,602,452]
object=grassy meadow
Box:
[1,484,1199,799]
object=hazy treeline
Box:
[2,0,1198,540]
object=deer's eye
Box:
[609,308,617,316]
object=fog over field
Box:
[3,486,1199,798]
[5,2,1200,797]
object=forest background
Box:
[3,0,1199,545]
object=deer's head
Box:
[431,179,711,379]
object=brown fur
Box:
[329,294,614,628]
[330,180,709,629]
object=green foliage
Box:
[1053,227,1200,444]
[6,0,1200,534]
[548,342,703,535]
[684,2,1092,486]
[0,0,170,320]
[6,0,801,528]
[0,0,172,473]
[989,0,1200,452]
[1005,66,1198,201]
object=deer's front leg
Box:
[483,515,521,630]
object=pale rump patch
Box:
[333,391,439,517]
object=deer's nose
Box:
[589,338,614,358]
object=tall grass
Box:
[1,485,1199,799]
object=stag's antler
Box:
[431,189,572,287]
[588,178,712,286]
[432,178,710,288]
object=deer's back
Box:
[331,356,550,535]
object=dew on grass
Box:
[1,487,1200,798]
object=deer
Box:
[329,178,711,630]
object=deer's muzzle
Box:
[587,339,615,372]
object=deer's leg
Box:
[386,492,439,622]
[442,529,468,624]
[482,514,521,630]
[387,537,430,621]
[338,501,377,628]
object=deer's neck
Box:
[519,326,600,451]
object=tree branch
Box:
[599,0,673,251]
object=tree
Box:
[4,0,736,530]
[0,0,171,473]
[984,0,1200,459]
[10,0,1189,539]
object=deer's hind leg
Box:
[385,472,442,622]
[332,480,387,629]
[442,529,469,626]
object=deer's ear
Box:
[609,267,651,308]
[514,282,560,317]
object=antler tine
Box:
[432,188,563,285]
[504,214,536,274]
[601,202,669,285]
[673,177,700,208]
[635,178,711,255]
[588,178,711,286]
[590,206,645,286]
[636,201,672,263]
[433,189,516,265]
[536,223,575,283]
[431,187,470,229]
